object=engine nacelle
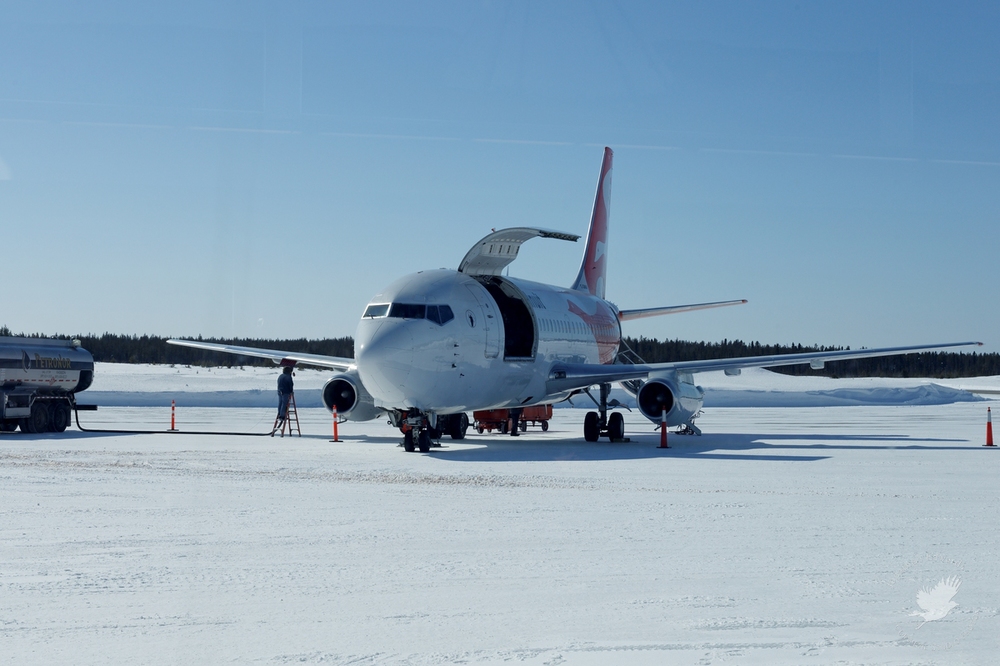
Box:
[635,371,705,427]
[321,371,382,422]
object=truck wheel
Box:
[25,402,50,433]
[0,421,17,432]
[50,403,71,433]
[541,421,549,432]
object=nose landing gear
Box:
[394,410,469,452]
[402,427,433,453]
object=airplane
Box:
[168,147,981,452]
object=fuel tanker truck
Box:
[0,337,94,433]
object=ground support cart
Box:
[473,405,552,434]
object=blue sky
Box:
[1,1,998,353]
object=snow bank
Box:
[79,363,991,409]
[704,382,982,407]
[81,389,325,408]
[79,363,330,408]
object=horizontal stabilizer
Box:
[618,299,748,321]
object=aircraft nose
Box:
[356,320,415,404]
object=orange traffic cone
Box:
[331,407,341,442]
[986,407,995,447]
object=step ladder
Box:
[272,393,301,437]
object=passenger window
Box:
[389,303,426,319]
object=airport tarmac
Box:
[2,399,999,665]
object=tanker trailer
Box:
[0,337,95,433]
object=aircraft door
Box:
[465,284,501,358]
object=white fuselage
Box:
[354,269,621,413]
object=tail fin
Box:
[571,147,613,299]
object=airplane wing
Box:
[166,339,354,371]
[546,341,983,394]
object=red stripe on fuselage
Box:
[568,300,620,364]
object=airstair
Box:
[615,338,647,396]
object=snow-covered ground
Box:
[3,364,1000,664]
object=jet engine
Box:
[635,371,705,428]
[321,371,382,422]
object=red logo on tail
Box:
[572,147,613,299]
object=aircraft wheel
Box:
[403,430,415,452]
[449,413,469,440]
[583,411,599,442]
[541,421,549,432]
[608,412,624,440]
[25,402,50,434]
[418,430,432,453]
[50,403,71,433]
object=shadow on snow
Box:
[427,431,974,463]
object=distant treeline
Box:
[0,327,353,367]
[1,327,996,377]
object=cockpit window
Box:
[389,303,426,319]
[363,304,390,318]
[427,304,454,325]
[383,302,452,324]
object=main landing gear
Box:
[394,410,470,453]
[583,383,627,443]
